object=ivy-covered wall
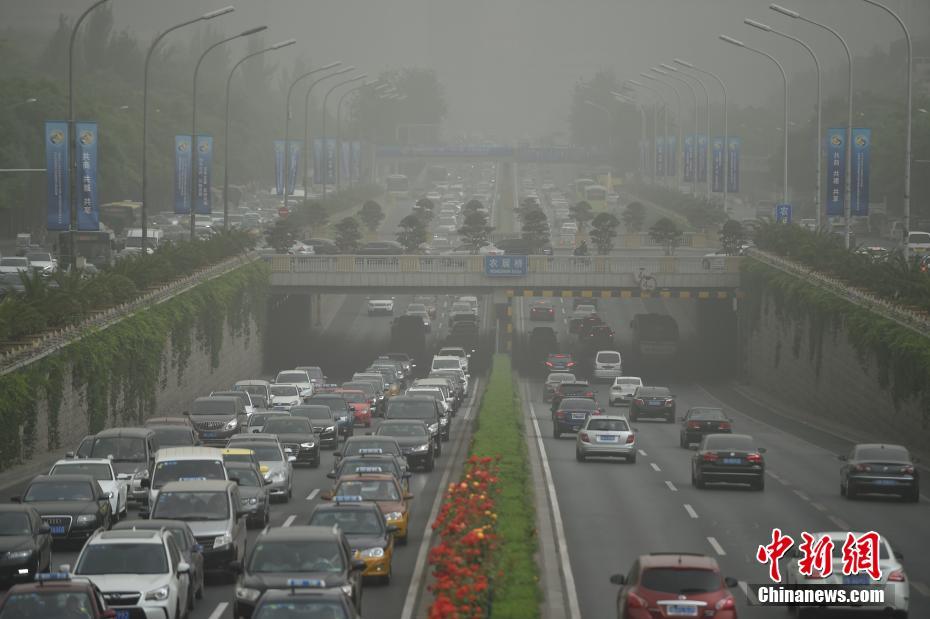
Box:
[0,262,269,471]
[739,261,930,450]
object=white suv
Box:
[73,528,191,619]
[593,350,623,382]
[367,298,395,315]
[436,347,469,374]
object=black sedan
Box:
[679,407,732,448]
[13,475,112,543]
[545,353,577,372]
[839,443,920,502]
[530,301,556,321]
[290,405,339,448]
[553,397,603,439]
[691,434,766,491]
[262,416,320,467]
[375,420,436,472]
[629,386,676,423]
[0,505,52,585]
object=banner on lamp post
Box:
[727,137,741,193]
[696,134,707,182]
[312,139,324,185]
[351,141,361,182]
[666,136,677,177]
[324,138,337,185]
[825,128,845,217]
[850,128,871,216]
[711,137,724,193]
[45,121,70,231]
[75,122,99,230]
[683,135,695,182]
[286,140,301,196]
[656,137,666,177]
[194,135,212,214]
[174,135,192,214]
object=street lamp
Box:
[321,74,368,200]
[302,66,355,193]
[663,63,710,198]
[222,39,297,222]
[770,4,853,248]
[336,80,378,192]
[644,71,685,192]
[141,5,234,252]
[653,67,697,195]
[744,18,822,227]
[583,99,613,155]
[612,91,649,180]
[720,34,790,206]
[190,25,267,238]
[5,97,38,111]
[629,79,667,185]
[861,0,913,257]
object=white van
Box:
[907,231,930,255]
[431,355,465,374]
[593,350,624,382]
[145,446,226,507]
[125,228,163,252]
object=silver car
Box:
[226,436,293,502]
[575,415,637,463]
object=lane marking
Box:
[683,504,699,519]
[707,536,726,556]
[738,581,756,604]
[282,515,296,527]
[650,462,661,472]
[207,602,228,619]
[401,379,483,619]
[792,489,810,501]
[911,582,930,597]
[306,488,319,501]
[811,502,828,512]
[665,480,678,492]
[638,449,647,457]
[828,515,850,530]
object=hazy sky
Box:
[3,0,926,140]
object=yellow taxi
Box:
[307,497,396,582]
[222,448,269,476]
[322,473,412,544]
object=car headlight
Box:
[439,417,449,426]
[224,418,239,430]
[411,443,430,453]
[385,511,403,521]
[76,514,97,525]
[214,533,233,548]
[300,442,315,449]
[133,469,149,480]
[144,585,169,601]
[324,426,336,433]
[428,423,439,434]
[236,586,261,602]
[340,584,353,596]
[267,471,285,483]
[5,550,32,560]
[241,497,258,505]
[359,547,385,558]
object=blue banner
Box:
[45,121,69,231]
[695,134,707,182]
[340,141,350,183]
[775,203,792,224]
[75,122,99,230]
[286,140,301,196]
[666,136,677,177]
[712,137,724,193]
[850,128,871,216]
[683,135,695,182]
[727,137,741,193]
[324,138,337,185]
[485,255,527,277]
[351,141,361,182]
[174,135,192,214]
[312,139,324,185]
[273,140,285,196]
[195,135,212,214]
[825,128,845,217]
[656,137,666,177]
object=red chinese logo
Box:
[841,531,882,580]
[797,532,834,578]
[756,528,794,582]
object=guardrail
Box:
[487,232,716,249]
[746,248,930,337]
[0,252,261,377]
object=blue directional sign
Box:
[775,203,792,224]
[485,255,527,277]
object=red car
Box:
[610,553,738,619]
[334,389,373,427]
[0,572,115,618]
[530,301,556,321]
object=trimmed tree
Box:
[719,219,746,255]
[621,201,646,233]
[570,200,594,235]
[333,216,362,253]
[266,218,298,253]
[649,217,683,256]
[521,207,550,249]
[359,200,385,234]
[589,212,621,255]
[396,213,427,253]
[414,197,435,225]
[462,199,484,217]
[296,200,329,234]
[458,211,494,253]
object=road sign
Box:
[775,203,792,224]
[485,255,527,277]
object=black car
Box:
[530,301,556,321]
[308,500,396,583]
[549,381,595,412]
[232,525,365,618]
[552,397,602,439]
[0,505,52,585]
[383,396,443,455]
[691,433,766,491]
[333,437,408,476]
[327,455,411,492]
[839,443,920,502]
[304,394,354,438]
[148,424,200,448]
[375,420,436,472]
[251,583,361,619]
[223,462,271,528]
[261,416,320,467]
[629,386,676,422]
[545,353,576,372]
[304,238,339,254]
[679,407,732,448]
[290,405,339,448]
[13,475,112,543]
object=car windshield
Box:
[547,373,574,384]
[25,481,93,502]
[560,398,595,410]
[690,409,726,421]
[432,359,460,370]
[0,592,96,619]
[640,567,721,594]
[254,601,349,619]
[345,441,399,457]
[237,385,267,397]
[856,446,910,461]
[302,368,324,380]
[1,258,27,267]
[151,427,195,447]
[153,491,229,520]
[640,388,671,397]
[248,540,345,573]
[598,353,621,363]
[310,509,384,535]
[26,253,51,262]
[277,372,308,384]
[387,399,435,419]
[704,436,757,451]
[407,304,427,312]
[50,462,113,480]
[908,232,930,244]
[615,379,640,387]
[335,480,400,502]
[250,413,287,427]
[587,419,629,432]
[152,460,225,489]
[76,542,167,575]
[291,407,333,421]
[90,437,146,461]
[228,442,282,461]
[264,418,312,434]
[231,469,262,487]
[0,512,31,535]
[378,423,428,438]
[213,392,250,405]
[271,385,300,397]
[190,400,236,415]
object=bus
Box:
[99,201,142,235]
[583,185,608,212]
[386,174,410,198]
[58,230,113,270]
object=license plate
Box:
[649,400,662,406]
[571,413,586,420]
[722,458,742,465]
[598,435,618,442]
[665,605,699,617]
[874,479,897,485]
[844,574,871,585]
[203,432,217,438]
[50,525,66,535]
[115,611,130,619]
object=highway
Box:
[512,293,930,618]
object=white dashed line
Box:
[683,504,699,519]
[282,515,296,527]
[665,481,678,492]
[811,502,828,512]
[207,602,228,619]
[638,449,647,457]
[738,581,756,604]
[793,489,810,501]
[306,488,319,501]
[650,462,661,472]
[828,515,850,530]
[707,536,726,556]
[911,582,930,597]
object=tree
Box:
[396,214,427,253]
[266,218,298,253]
[462,199,483,217]
[294,200,329,234]
[333,216,362,253]
[589,212,621,255]
[621,202,646,233]
[517,197,539,222]
[413,197,434,225]
[458,211,494,253]
[521,208,550,248]
[649,217,683,256]
[719,220,746,256]
[359,200,385,233]
[570,201,594,235]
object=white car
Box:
[609,376,643,406]
[73,528,192,619]
[437,346,469,374]
[785,531,909,617]
[274,370,314,397]
[368,298,395,316]
[593,350,623,382]
[25,251,57,274]
[269,383,301,410]
[0,257,30,274]
[906,231,930,255]
[49,458,128,519]
[456,296,480,315]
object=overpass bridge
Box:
[375,145,610,165]
[266,254,741,298]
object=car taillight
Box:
[746,453,763,463]
[626,592,646,609]
[715,596,736,611]
[546,361,554,367]
[592,409,602,416]
[702,452,719,462]
[901,465,915,475]
[719,422,731,430]
[555,411,565,418]
[567,362,576,367]
[633,399,644,406]
[664,399,674,407]
[854,464,872,472]
[580,432,591,443]
[688,421,701,429]
[625,434,635,444]
[548,309,554,314]
[888,569,906,582]
[585,391,594,398]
